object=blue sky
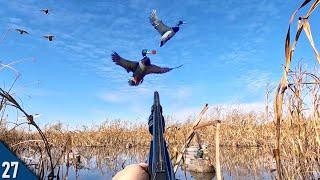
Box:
[1,0,319,128]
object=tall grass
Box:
[273,0,320,178]
[1,91,319,178]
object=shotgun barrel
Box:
[148,91,175,180]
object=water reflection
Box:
[189,171,215,180]
[55,146,215,180]
[18,145,319,179]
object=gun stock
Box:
[148,91,175,180]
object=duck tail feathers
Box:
[172,64,183,69]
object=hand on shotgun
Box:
[113,163,149,180]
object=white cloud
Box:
[175,86,192,99]
[99,92,125,103]
[7,17,22,24]
[166,106,200,122]
[211,102,265,113]
[164,102,266,123]
[98,86,155,105]
[239,69,275,92]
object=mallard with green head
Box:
[150,10,186,47]
[111,49,183,86]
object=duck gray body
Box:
[111,52,182,86]
[149,10,185,47]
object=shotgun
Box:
[148,91,175,180]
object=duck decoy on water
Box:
[149,10,186,47]
[41,9,50,14]
[111,49,183,86]
[43,35,54,41]
[15,29,29,35]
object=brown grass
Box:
[1,90,319,178]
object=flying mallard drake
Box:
[150,10,186,47]
[111,49,183,86]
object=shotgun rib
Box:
[148,91,175,180]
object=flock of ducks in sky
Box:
[14,8,54,41]
[112,10,186,86]
[12,8,185,86]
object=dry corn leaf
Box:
[306,0,320,17]
[300,0,313,9]
[285,27,291,66]
[302,20,320,63]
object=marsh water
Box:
[19,145,320,180]
[20,145,285,180]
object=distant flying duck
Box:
[150,10,186,47]
[111,49,183,86]
[41,9,50,14]
[43,35,54,41]
[15,29,29,35]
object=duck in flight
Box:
[43,35,54,41]
[41,9,50,14]
[111,49,183,86]
[149,10,186,47]
[15,29,29,35]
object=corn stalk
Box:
[273,0,320,179]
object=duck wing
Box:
[111,52,139,73]
[146,64,183,74]
[150,10,171,35]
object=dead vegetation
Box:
[273,0,320,178]
[1,85,319,178]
